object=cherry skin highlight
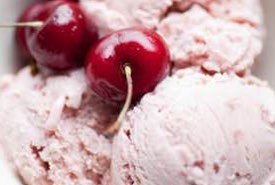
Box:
[85,28,171,102]
[26,2,98,70]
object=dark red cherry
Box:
[26,2,98,70]
[15,0,69,60]
[85,28,171,102]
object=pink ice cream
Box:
[0,0,269,185]
[157,5,262,74]
[0,74,13,93]
[112,69,275,185]
[82,0,262,30]
[0,67,118,185]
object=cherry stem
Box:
[105,64,133,135]
[0,21,43,28]
[29,60,39,76]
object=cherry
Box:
[86,28,170,102]
[85,28,170,134]
[25,2,98,70]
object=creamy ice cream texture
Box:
[0,67,118,185]
[158,5,262,73]
[112,69,275,185]
[0,0,272,185]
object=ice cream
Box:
[0,74,13,93]
[80,0,263,74]
[157,5,262,74]
[112,68,275,185]
[0,0,270,185]
[82,0,262,30]
[80,1,130,37]
[0,67,119,185]
[0,75,23,185]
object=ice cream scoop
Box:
[157,5,263,74]
[92,0,262,30]
[0,67,118,185]
[112,68,275,185]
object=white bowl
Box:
[0,1,274,184]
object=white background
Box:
[0,0,274,184]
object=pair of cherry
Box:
[8,0,171,133]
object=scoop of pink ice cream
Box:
[0,67,118,185]
[80,0,171,30]
[157,5,263,74]
[112,68,275,185]
[88,0,262,30]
